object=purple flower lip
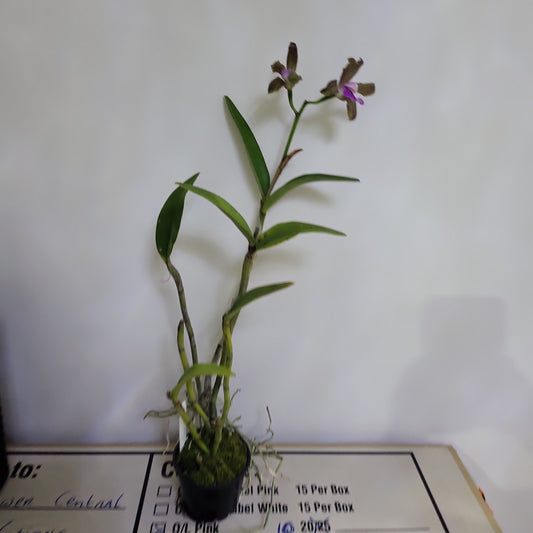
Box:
[281,68,292,80]
[342,82,365,105]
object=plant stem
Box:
[212,316,233,455]
[166,258,202,397]
[177,321,212,429]
[208,91,326,425]
[172,397,209,455]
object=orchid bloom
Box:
[321,58,375,120]
[268,42,302,93]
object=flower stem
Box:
[287,89,298,115]
[281,100,307,161]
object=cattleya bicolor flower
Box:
[321,58,375,120]
[268,42,302,93]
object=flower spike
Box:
[268,42,302,93]
[321,57,375,120]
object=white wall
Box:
[1,1,531,530]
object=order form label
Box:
[0,446,498,533]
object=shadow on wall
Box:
[390,296,533,440]
[0,321,21,445]
[0,322,10,485]
[0,322,9,437]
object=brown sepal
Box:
[268,77,286,93]
[357,82,375,96]
[339,58,363,87]
[287,42,298,71]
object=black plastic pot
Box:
[173,437,251,521]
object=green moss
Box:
[176,427,249,486]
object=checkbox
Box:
[157,484,172,497]
[151,522,166,533]
[154,503,169,516]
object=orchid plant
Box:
[152,43,374,459]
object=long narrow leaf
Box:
[263,174,359,211]
[224,96,270,197]
[226,282,294,319]
[156,173,199,262]
[176,182,254,244]
[170,363,234,401]
[256,221,346,250]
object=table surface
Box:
[0,443,501,533]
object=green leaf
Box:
[224,96,270,197]
[170,363,234,402]
[226,282,294,319]
[256,221,346,250]
[263,174,359,211]
[176,182,254,244]
[156,173,199,262]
